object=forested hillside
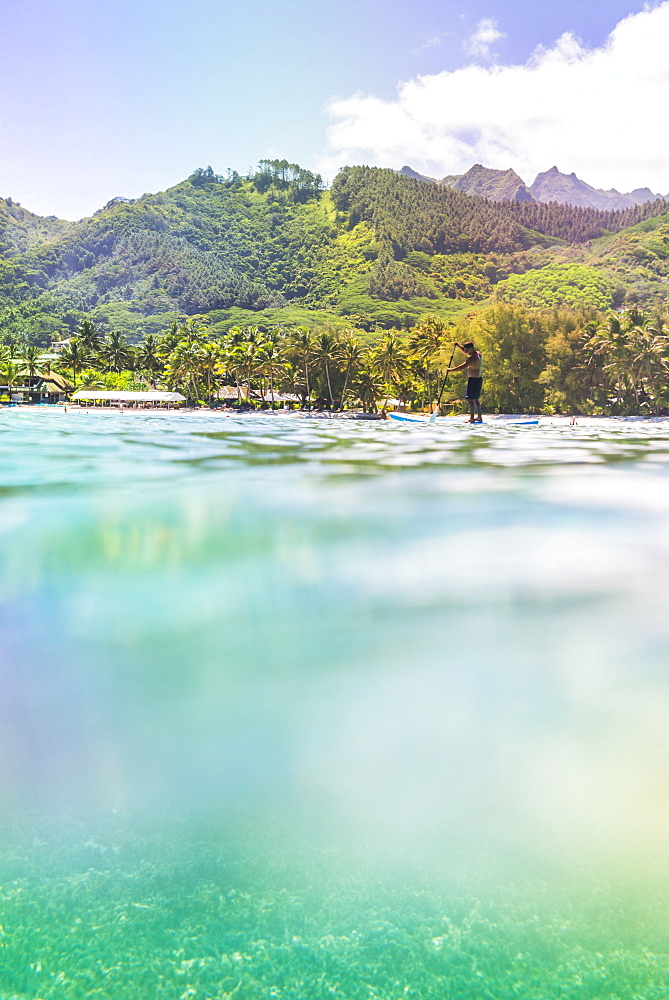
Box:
[1,161,669,347]
[334,166,667,248]
[0,197,72,255]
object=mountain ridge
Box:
[441,164,534,203]
[399,163,667,209]
[2,162,669,345]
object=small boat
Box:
[388,412,427,423]
[492,416,539,426]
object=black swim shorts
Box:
[466,377,483,400]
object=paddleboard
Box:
[389,413,539,426]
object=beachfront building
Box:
[216,386,302,408]
[259,392,302,406]
[47,337,73,354]
[0,372,73,404]
[70,390,186,408]
[217,386,246,403]
[216,387,302,408]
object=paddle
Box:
[429,343,457,424]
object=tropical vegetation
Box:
[3,160,669,412]
[4,304,669,416]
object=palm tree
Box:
[200,340,223,404]
[98,331,134,373]
[165,339,206,403]
[179,317,210,348]
[18,345,50,382]
[57,339,89,388]
[226,326,245,349]
[373,331,408,406]
[392,377,419,411]
[1,359,24,397]
[289,327,314,409]
[581,310,669,414]
[257,329,285,405]
[315,330,340,408]
[593,313,647,412]
[157,320,184,356]
[628,317,669,413]
[580,319,616,406]
[355,365,385,414]
[240,327,262,403]
[2,335,19,357]
[409,315,448,405]
[216,339,246,403]
[78,370,106,390]
[282,361,307,404]
[337,334,366,410]
[136,334,163,388]
[76,318,103,353]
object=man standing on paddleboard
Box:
[448,342,483,423]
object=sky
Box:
[0,0,666,219]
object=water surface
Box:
[1,409,668,998]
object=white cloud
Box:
[418,35,443,52]
[464,18,505,60]
[322,2,669,193]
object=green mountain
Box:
[2,161,669,346]
[0,196,72,254]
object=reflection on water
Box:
[1,409,669,996]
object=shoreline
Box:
[3,404,669,424]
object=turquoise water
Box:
[1,408,669,998]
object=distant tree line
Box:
[189,159,324,205]
[509,197,669,243]
[4,307,669,415]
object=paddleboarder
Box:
[448,342,483,423]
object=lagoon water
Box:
[2,408,669,998]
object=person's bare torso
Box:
[466,352,482,377]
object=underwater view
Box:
[2,408,669,999]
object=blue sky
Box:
[0,0,662,219]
